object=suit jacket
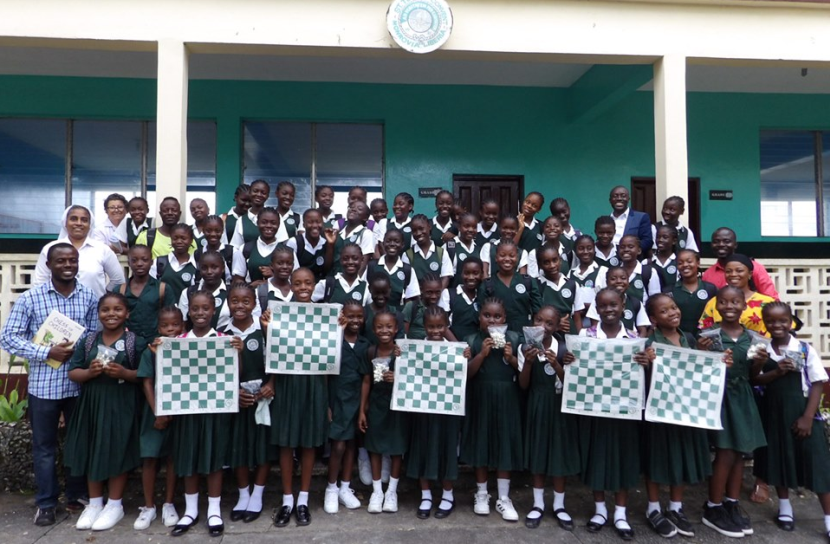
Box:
[623,210,653,253]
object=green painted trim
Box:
[567,65,654,124]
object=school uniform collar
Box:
[652,328,690,348]
[595,325,637,339]
[167,252,197,271]
[257,237,278,254]
[183,328,218,338]
[412,241,438,258]
[562,225,577,239]
[539,275,567,291]
[477,222,497,237]
[197,280,227,297]
[129,217,150,236]
[225,321,258,337]
[628,261,645,279]
[226,208,241,220]
[389,217,411,229]
[650,253,677,269]
[658,219,686,230]
[335,272,362,291]
[432,216,453,233]
[320,211,337,224]
[453,237,476,252]
[595,246,617,260]
[300,233,325,253]
[245,210,258,222]
[455,284,475,305]
[570,261,600,280]
[191,223,204,239]
[268,281,293,302]
[341,223,367,240]
[379,257,405,275]
[279,209,297,224]
[523,217,538,230]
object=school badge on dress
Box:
[429,261,439,271]
[646,344,726,430]
[181,272,193,282]
[561,288,572,299]
[515,283,526,294]
[265,302,343,375]
[155,336,239,416]
[391,340,467,416]
[562,335,646,420]
[316,256,325,266]
[697,290,709,300]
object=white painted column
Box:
[653,55,689,209]
[155,39,189,206]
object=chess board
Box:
[646,344,726,430]
[156,336,239,416]
[391,340,467,416]
[562,335,646,420]
[265,302,342,375]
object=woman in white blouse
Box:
[92,193,129,254]
[34,205,125,299]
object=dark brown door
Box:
[453,174,524,217]
[630,177,701,248]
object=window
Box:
[243,122,383,214]
[760,130,830,236]
[0,118,216,234]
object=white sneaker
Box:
[368,491,384,513]
[496,496,519,522]
[91,502,124,531]
[474,491,491,515]
[339,487,361,509]
[382,491,398,513]
[161,503,179,527]
[324,488,339,514]
[133,506,157,530]
[358,454,372,486]
[381,455,391,483]
[75,504,103,530]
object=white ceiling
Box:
[0,45,829,93]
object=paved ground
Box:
[2,467,828,544]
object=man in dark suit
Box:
[609,185,653,255]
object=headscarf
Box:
[58,205,96,241]
[724,253,754,271]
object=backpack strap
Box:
[155,256,167,279]
[445,240,456,264]
[124,331,137,370]
[257,283,270,313]
[323,276,335,303]
[158,281,167,309]
[402,262,412,290]
[117,282,128,296]
[221,245,235,273]
[641,262,653,291]
[554,333,567,363]
[146,228,157,252]
[366,259,379,282]
[242,240,256,260]
[83,331,98,361]
[405,248,414,264]
[483,278,495,298]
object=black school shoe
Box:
[647,510,678,538]
[524,507,543,529]
[614,519,635,541]
[665,509,695,537]
[434,499,454,519]
[33,507,56,527]
[207,515,224,537]
[274,506,292,527]
[554,508,574,531]
[417,498,432,520]
[724,501,753,535]
[587,513,607,533]
[230,509,245,522]
[295,504,311,526]
[701,503,743,538]
[171,514,199,537]
[775,514,795,532]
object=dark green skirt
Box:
[579,415,641,491]
[171,413,232,476]
[710,380,766,453]
[139,402,171,459]
[406,413,462,481]
[228,404,271,468]
[754,373,830,493]
[364,382,409,455]
[64,382,141,481]
[642,421,711,485]
[270,374,329,449]
[524,390,580,477]
[328,376,363,442]
[461,380,524,471]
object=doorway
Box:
[631,177,701,248]
[453,174,524,217]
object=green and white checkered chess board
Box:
[266,302,342,375]
[562,335,646,420]
[156,336,239,416]
[646,344,726,430]
[391,340,467,416]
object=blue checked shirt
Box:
[0,281,98,399]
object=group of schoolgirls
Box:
[61,183,830,542]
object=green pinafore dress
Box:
[137,348,171,459]
[227,328,271,468]
[448,288,479,342]
[120,276,176,346]
[269,357,329,449]
[246,240,276,283]
[403,301,427,340]
[364,349,410,455]
[328,337,371,441]
[477,274,541,333]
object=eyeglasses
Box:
[107,206,126,212]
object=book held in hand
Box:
[33,310,86,369]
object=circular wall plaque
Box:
[387,0,453,54]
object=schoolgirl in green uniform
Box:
[550,197,581,256]
[407,307,462,520]
[448,257,484,341]
[134,306,184,531]
[646,224,680,292]
[462,297,523,522]
[324,300,371,514]
[527,216,571,278]
[449,213,479,288]
[222,184,251,243]
[190,198,223,250]
[169,289,242,537]
[568,234,605,327]
[753,302,830,536]
[66,292,143,532]
[566,288,653,541]
[223,282,274,525]
[387,192,415,249]
[363,274,405,345]
[477,239,541,333]
[475,199,500,248]
[582,267,649,337]
[126,196,152,248]
[151,223,197,301]
[480,215,529,278]
[535,243,578,334]
[519,306,579,531]
[116,245,176,346]
[406,214,454,290]
[312,243,368,305]
[178,251,232,331]
[314,185,340,228]
[194,215,247,284]
[517,191,545,254]
[359,311,407,514]
[230,179,270,248]
[699,286,767,539]
[370,197,388,253]
[274,181,302,239]
[243,207,282,285]
[285,209,334,282]
[258,245,295,310]
[608,235,661,304]
[266,268,329,528]
[366,229,420,311]
[593,216,620,268]
[430,190,457,247]
[338,201,375,275]
[403,274,455,341]
[669,249,716,336]
[642,294,715,538]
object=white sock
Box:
[669,501,682,513]
[184,492,199,523]
[248,485,264,513]
[527,488,543,519]
[387,477,399,494]
[420,489,432,510]
[340,480,351,492]
[615,505,630,530]
[497,478,510,499]
[107,498,122,508]
[298,491,309,507]
[327,482,338,492]
[359,448,369,461]
[477,482,488,494]
[824,514,830,533]
[373,480,382,494]
[90,497,104,508]
[233,486,250,511]
[707,501,722,508]
[647,501,660,516]
[725,496,737,503]
[592,501,608,524]
[778,498,793,518]
[207,496,221,526]
[440,489,454,509]
[282,494,294,509]
[553,491,570,521]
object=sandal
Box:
[614,519,635,541]
[587,513,607,533]
[525,506,543,529]
[749,481,769,503]
[554,508,574,531]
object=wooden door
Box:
[630,177,701,248]
[453,174,524,218]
